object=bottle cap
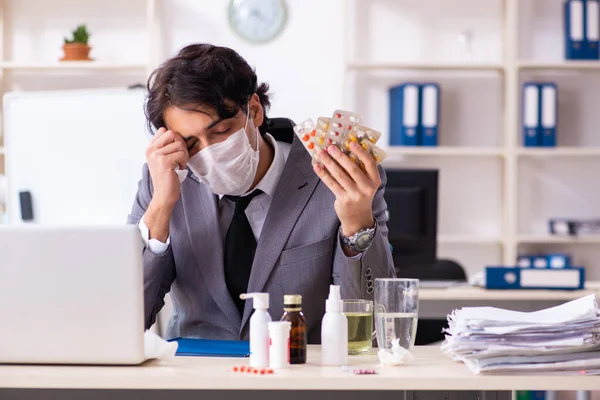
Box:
[325,285,343,313]
[240,292,269,309]
[283,294,302,305]
[268,321,291,332]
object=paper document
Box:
[442,294,600,374]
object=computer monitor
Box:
[383,168,439,275]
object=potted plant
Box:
[61,24,92,61]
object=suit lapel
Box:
[241,139,320,328]
[181,176,241,330]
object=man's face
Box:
[163,94,264,157]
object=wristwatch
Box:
[339,219,377,253]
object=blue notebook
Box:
[169,337,250,358]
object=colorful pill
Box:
[308,142,315,150]
[302,134,309,141]
[333,122,342,128]
[373,154,380,162]
[326,138,333,145]
[253,369,259,374]
[317,137,325,145]
[310,129,316,137]
[260,369,267,375]
[267,369,274,374]
[247,368,254,373]
[335,113,342,118]
[233,366,239,372]
[347,125,352,130]
[362,142,369,150]
[332,131,340,136]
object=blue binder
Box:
[565,0,586,59]
[586,0,600,58]
[540,83,557,147]
[420,83,440,147]
[389,83,420,146]
[522,83,541,147]
[168,337,250,357]
[486,266,585,290]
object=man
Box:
[128,43,396,343]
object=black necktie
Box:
[224,189,263,315]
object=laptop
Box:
[0,225,146,365]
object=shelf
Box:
[1,61,148,70]
[346,62,504,72]
[518,147,600,157]
[519,60,600,70]
[518,235,600,244]
[385,147,505,157]
[438,234,503,245]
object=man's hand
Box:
[313,141,380,248]
[144,128,189,241]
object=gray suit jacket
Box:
[127,136,396,344]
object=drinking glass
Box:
[342,299,373,355]
[374,279,419,353]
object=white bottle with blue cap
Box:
[240,292,272,368]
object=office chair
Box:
[398,259,468,345]
[264,117,296,143]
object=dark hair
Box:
[145,43,271,135]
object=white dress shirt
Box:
[139,133,292,255]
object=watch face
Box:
[228,0,287,43]
[355,231,375,251]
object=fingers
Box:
[157,140,187,157]
[163,150,188,170]
[327,144,372,188]
[149,127,168,145]
[313,164,345,198]
[350,142,381,185]
[316,147,360,192]
[153,129,186,149]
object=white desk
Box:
[419,282,600,301]
[1,346,599,392]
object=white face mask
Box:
[187,106,260,196]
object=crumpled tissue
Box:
[378,338,413,366]
[144,330,178,362]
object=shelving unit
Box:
[344,0,600,279]
[386,147,505,158]
[0,0,160,220]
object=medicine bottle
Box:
[281,294,307,364]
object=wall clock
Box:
[228,0,287,43]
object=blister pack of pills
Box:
[293,110,387,168]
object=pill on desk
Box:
[232,366,239,372]
[239,366,247,372]
[267,369,274,374]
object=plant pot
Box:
[60,43,92,61]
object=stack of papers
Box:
[441,294,600,374]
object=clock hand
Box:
[249,8,266,21]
